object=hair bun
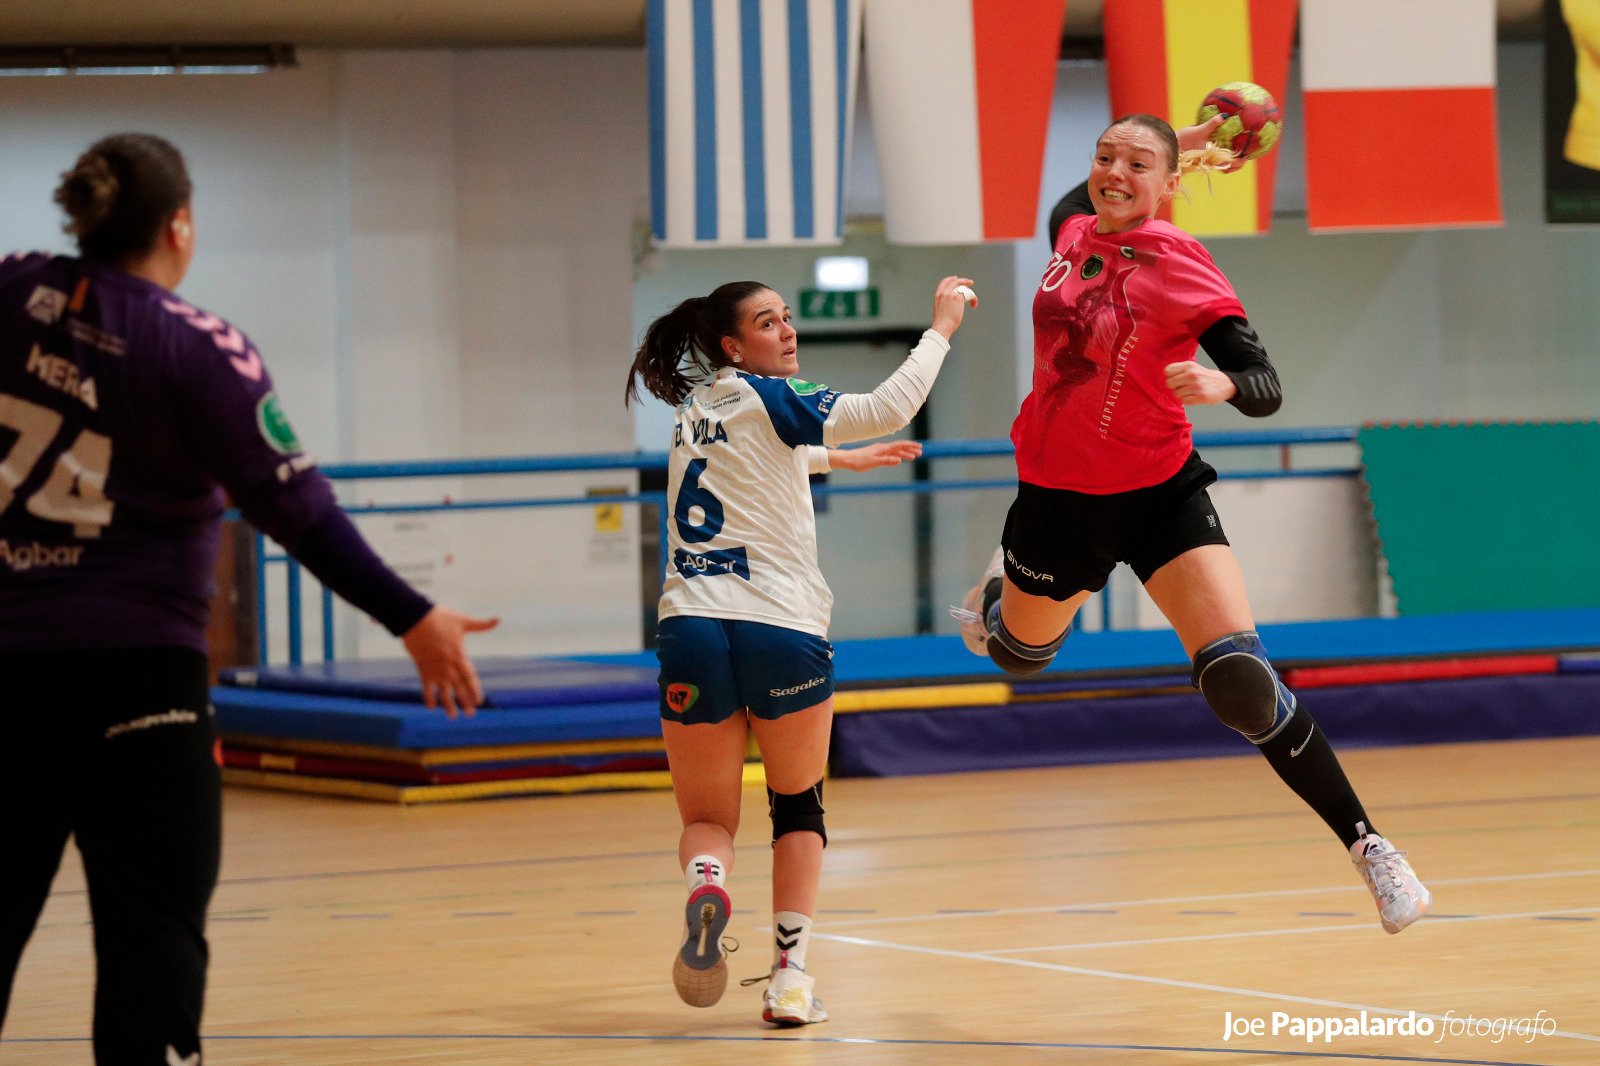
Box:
[56,153,120,238]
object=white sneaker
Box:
[950,547,1005,655]
[1350,833,1431,934]
[673,884,732,1006]
[762,965,828,1026]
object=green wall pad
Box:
[1359,421,1600,614]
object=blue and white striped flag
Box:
[649,0,862,247]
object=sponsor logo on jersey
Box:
[25,345,98,410]
[1118,245,1159,265]
[1080,254,1104,280]
[786,379,829,397]
[0,539,85,571]
[664,683,699,714]
[704,392,742,410]
[256,393,302,455]
[64,319,126,356]
[672,545,751,581]
[770,675,826,698]
[275,453,318,483]
[25,286,68,324]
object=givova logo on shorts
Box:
[665,684,699,714]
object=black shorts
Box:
[1000,451,1230,600]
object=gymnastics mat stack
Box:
[213,658,762,804]
[214,608,1600,801]
[826,610,1600,777]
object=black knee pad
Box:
[1191,631,1296,742]
[768,780,826,846]
[986,608,1068,676]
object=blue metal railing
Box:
[247,425,1360,665]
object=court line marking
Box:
[809,931,1600,1045]
[0,1033,1564,1064]
[832,790,1600,849]
[44,788,1600,897]
[814,867,1600,930]
[978,905,1600,955]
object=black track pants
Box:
[0,647,220,1065]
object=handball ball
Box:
[1196,81,1282,160]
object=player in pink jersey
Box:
[958,114,1430,935]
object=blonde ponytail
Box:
[1179,144,1239,176]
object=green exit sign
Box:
[799,288,879,320]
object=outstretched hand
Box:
[829,439,923,472]
[1175,115,1245,173]
[931,275,975,340]
[401,605,500,718]
[1164,362,1237,406]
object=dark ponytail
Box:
[55,133,192,264]
[626,280,773,407]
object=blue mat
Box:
[574,607,1600,684]
[218,657,659,708]
[212,608,1600,756]
[832,672,1600,777]
[213,687,660,749]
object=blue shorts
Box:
[656,616,835,726]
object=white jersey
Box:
[657,329,951,636]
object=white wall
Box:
[0,50,649,660]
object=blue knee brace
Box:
[1191,631,1297,743]
[986,604,1069,676]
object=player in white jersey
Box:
[626,276,972,1025]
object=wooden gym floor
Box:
[6,736,1597,1065]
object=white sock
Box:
[685,855,726,892]
[773,911,812,971]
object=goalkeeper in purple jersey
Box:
[0,134,495,1065]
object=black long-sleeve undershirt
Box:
[1199,316,1281,417]
[1046,181,1282,417]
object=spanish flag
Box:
[1103,0,1297,237]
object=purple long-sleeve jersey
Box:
[0,253,338,652]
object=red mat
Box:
[1285,655,1558,690]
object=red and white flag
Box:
[864,0,1065,244]
[1302,0,1502,231]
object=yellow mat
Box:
[832,682,1010,713]
[223,761,767,805]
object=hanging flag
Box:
[1545,0,1600,223]
[649,0,862,247]
[1302,0,1502,231]
[1102,0,1297,237]
[863,0,1065,244]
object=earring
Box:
[731,353,742,363]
